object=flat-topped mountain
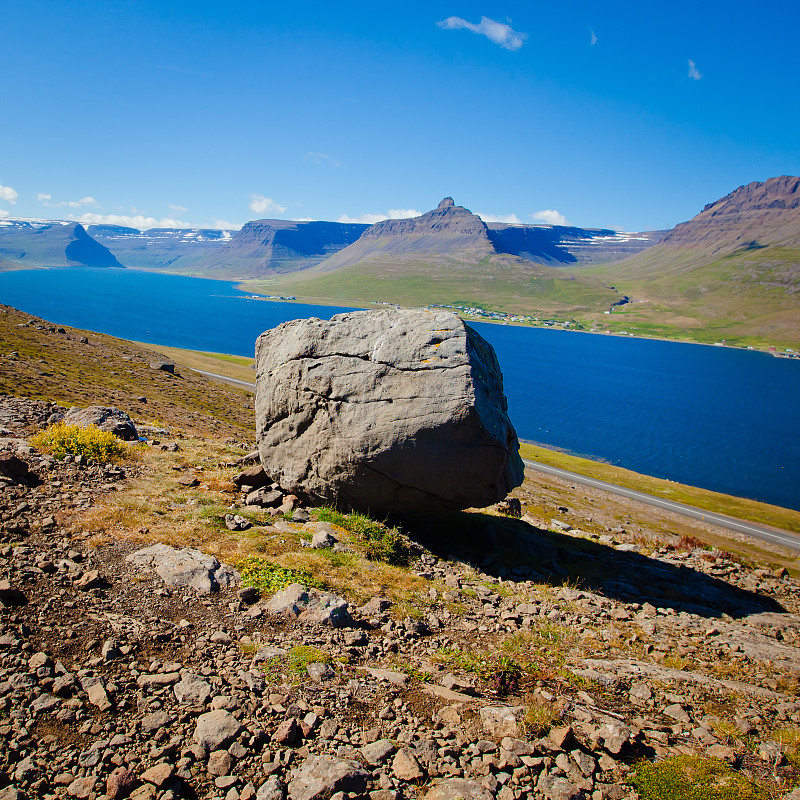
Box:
[0,219,123,269]
[661,175,800,252]
[87,225,233,272]
[195,219,369,277]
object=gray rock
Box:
[479,705,526,738]
[150,360,175,373]
[254,309,523,516]
[225,513,252,531]
[194,709,244,753]
[311,530,338,549]
[361,739,396,766]
[63,405,138,441]
[174,672,213,705]
[288,755,371,800]
[537,774,585,800]
[265,583,354,627]
[306,662,336,682]
[257,776,286,800]
[126,543,240,594]
[245,488,283,507]
[423,779,495,800]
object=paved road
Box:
[523,458,800,554]
[192,369,257,390]
[191,367,800,554]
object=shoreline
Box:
[2,262,795,354]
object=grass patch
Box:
[314,507,412,566]
[234,555,321,593]
[630,755,770,800]
[523,697,560,736]
[30,422,130,463]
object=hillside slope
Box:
[577,177,800,347]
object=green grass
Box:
[234,555,321,593]
[314,506,412,566]
[630,755,770,800]
[520,442,800,535]
[242,253,619,318]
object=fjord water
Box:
[2,267,798,511]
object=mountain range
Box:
[1,176,797,347]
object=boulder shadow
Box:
[405,512,786,619]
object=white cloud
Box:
[168,204,188,213]
[478,212,523,224]
[531,209,570,226]
[0,183,18,204]
[249,195,287,215]
[590,30,598,46]
[68,212,193,230]
[437,16,527,51]
[38,194,97,208]
[212,219,244,230]
[0,209,9,219]
[304,152,341,167]
[337,208,422,225]
[688,59,702,80]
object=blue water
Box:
[1,267,798,511]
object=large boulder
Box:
[63,406,138,441]
[254,309,523,516]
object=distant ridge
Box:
[0,220,123,269]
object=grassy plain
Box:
[242,253,620,317]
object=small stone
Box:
[273,718,300,747]
[106,767,137,800]
[306,662,335,682]
[392,748,424,780]
[208,751,234,776]
[361,739,396,766]
[194,709,244,753]
[141,763,174,788]
[86,681,113,711]
[67,776,96,798]
[256,776,286,800]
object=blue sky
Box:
[2,0,798,232]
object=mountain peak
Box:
[437,197,455,210]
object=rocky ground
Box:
[2,394,800,800]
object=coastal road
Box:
[191,367,800,554]
[523,458,800,554]
[191,369,257,390]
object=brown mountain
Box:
[578,176,800,347]
[661,175,800,252]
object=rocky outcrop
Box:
[63,405,138,441]
[125,544,240,594]
[254,309,524,516]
